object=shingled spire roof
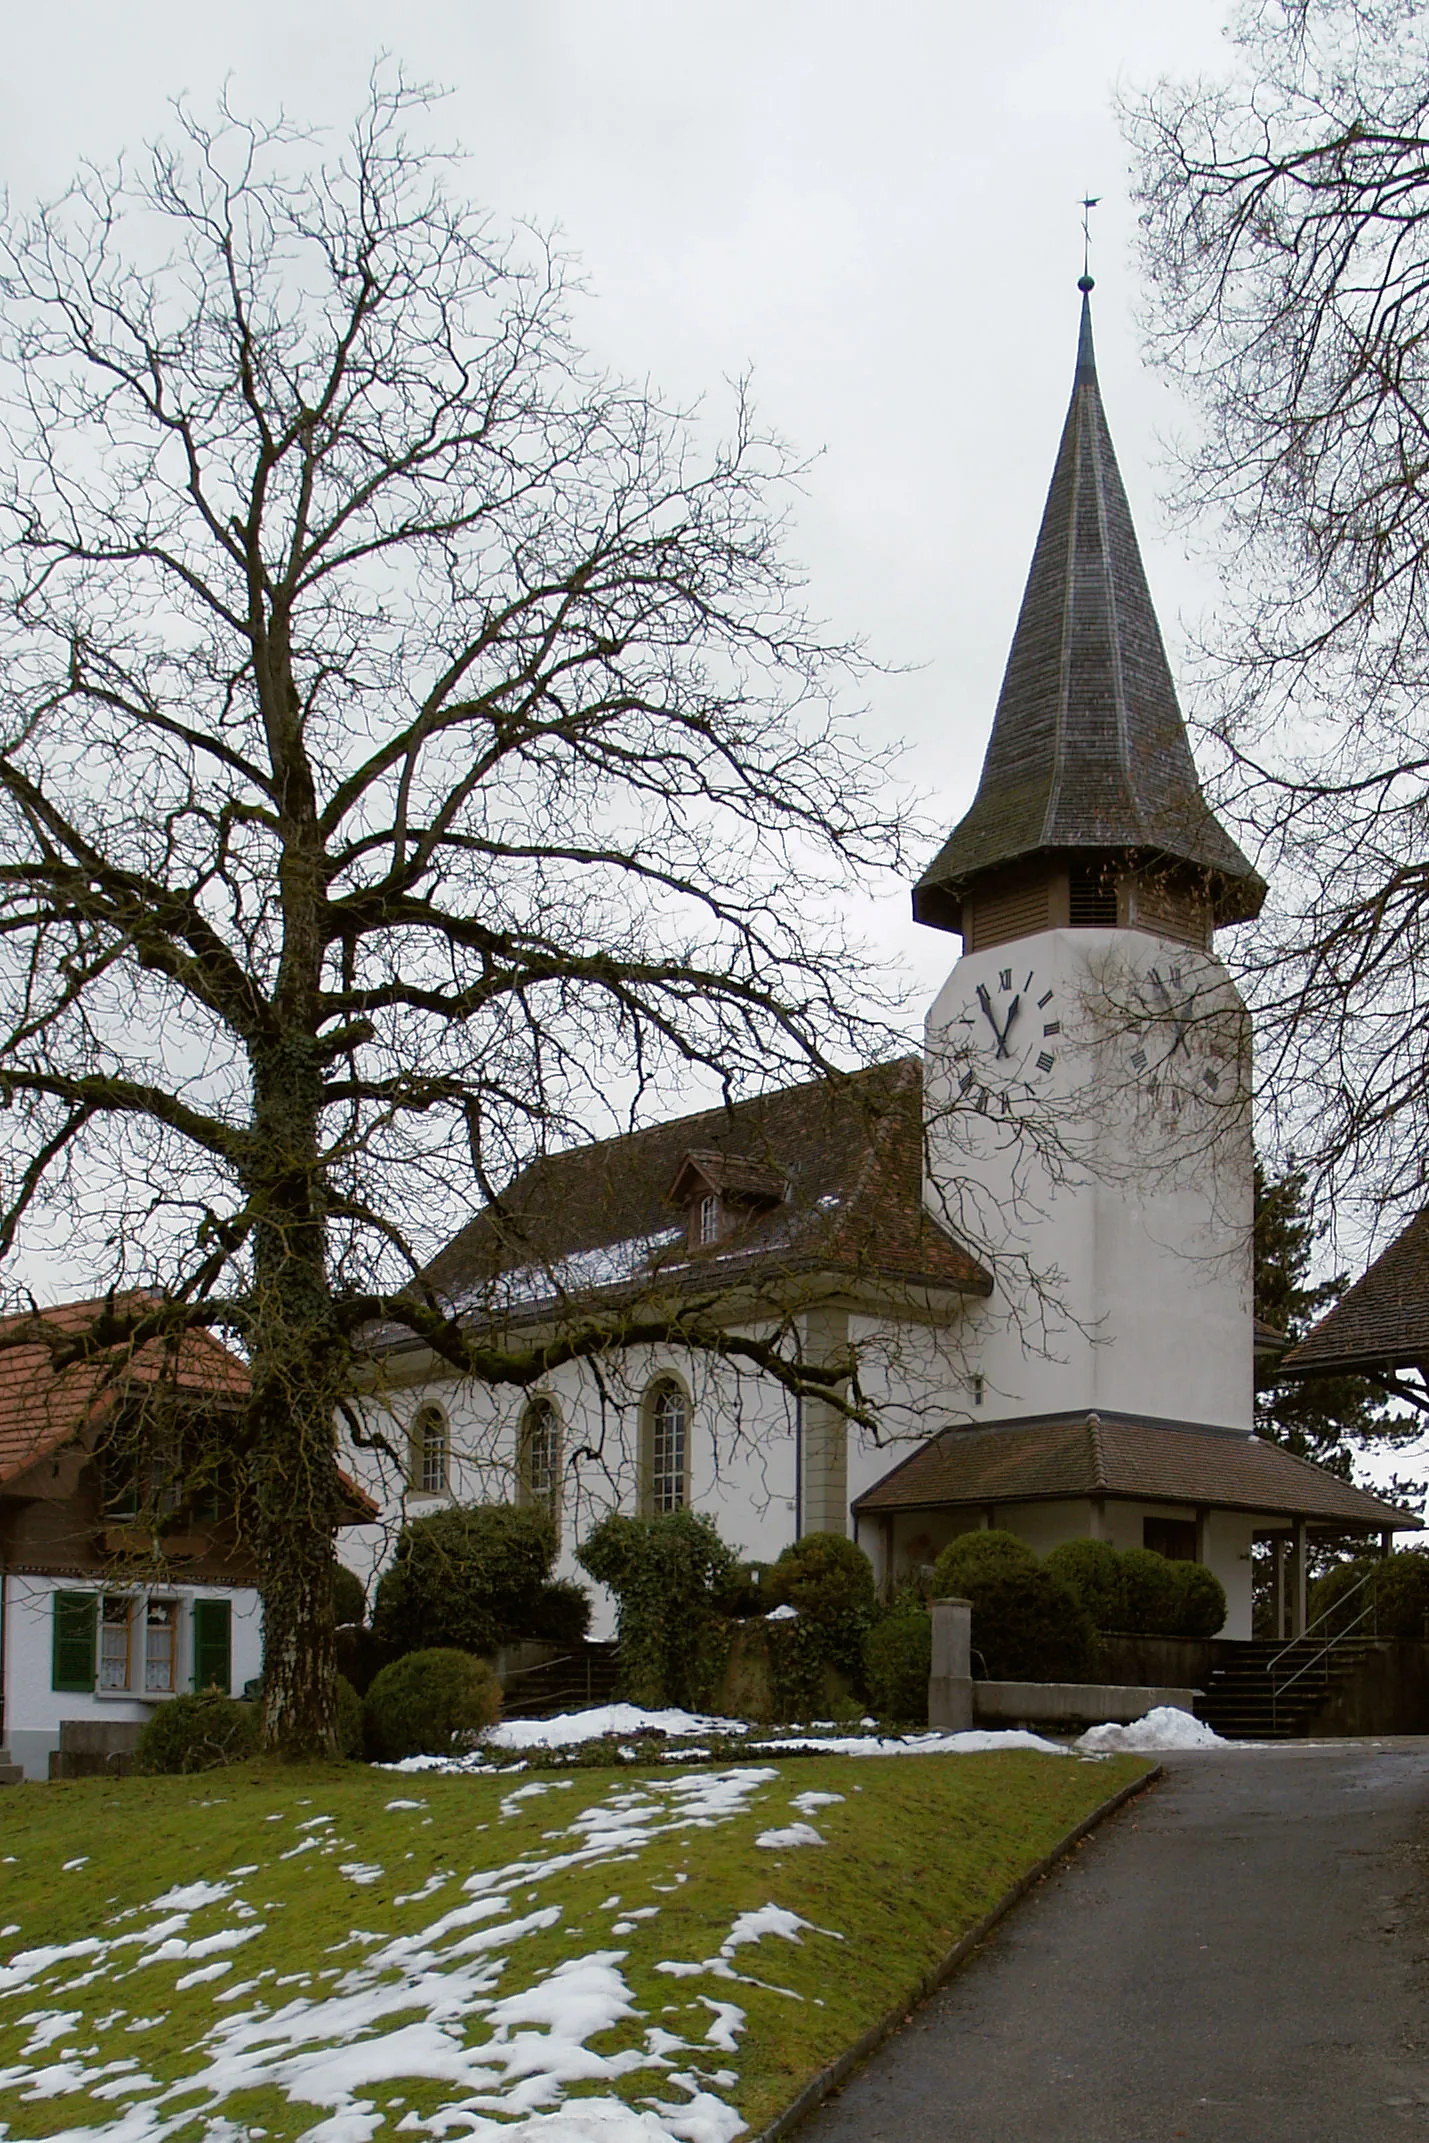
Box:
[913,287,1265,933]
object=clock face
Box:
[950,957,1061,1103]
[1125,958,1235,1115]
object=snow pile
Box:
[1077,1706,1226,1753]
[754,1822,825,1850]
[482,1704,752,1753]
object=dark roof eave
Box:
[364,1249,992,1362]
[913,842,1268,935]
[852,1479,1420,1528]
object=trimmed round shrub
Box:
[1367,1550,1429,1639]
[766,1533,878,1680]
[1043,1539,1126,1632]
[335,1673,365,1759]
[1170,1560,1227,1638]
[1307,1555,1377,1638]
[930,1528,1037,1600]
[1116,1547,1184,1635]
[578,1509,738,1709]
[332,1561,368,1629]
[373,1503,586,1657]
[962,1565,1096,1683]
[363,1648,503,1762]
[137,1692,260,1774]
[863,1599,932,1722]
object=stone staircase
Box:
[1197,1636,1387,1741]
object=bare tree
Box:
[0,79,917,1754]
[1125,0,1429,1226]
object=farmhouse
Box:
[0,1295,371,1781]
[339,283,1415,1644]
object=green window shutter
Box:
[191,1598,231,1695]
[52,1591,97,1692]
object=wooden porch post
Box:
[1271,1534,1285,1642]
[1291,1517,1308,1638]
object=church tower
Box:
[919,282,1266,1433]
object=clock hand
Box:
[976,983,1020,1059]
[1150,974,1191,1056]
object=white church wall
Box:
[338,1307,976,1633]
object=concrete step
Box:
[0,1751,23,1786]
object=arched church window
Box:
[410,1403,450,1496]
[642,1378,689,1515]
[520,1396,562,1531]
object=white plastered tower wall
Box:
[924,923,1254,1431]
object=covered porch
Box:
[852,1408,1419,1641]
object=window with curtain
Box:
[144,1598,177,1692]
[99,1596,133,1690]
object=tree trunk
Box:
[247,1030,346,1759]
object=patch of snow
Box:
[152,1882,232,1913]
[175,1962,232,1990]
[699,1999,746,2053]
[338,1865,384,1887]
[789,1792,845,1814]
[62,1857,90,1872]
[1077,1706,1226,1753]
[383,1799,424,1811]
[755,1728,1068,1758]
[485,1706,750,1752]
[754,1823,825,1851]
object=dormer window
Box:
[665,1147,789,1253]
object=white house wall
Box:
[1,1574,264,1781]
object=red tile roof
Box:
[853,1410,1418,1530]
[0,1294,376,1522]
[1280,1207,1429,1377]
[0,1294,248,1490]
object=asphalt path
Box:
[797,1741,1429,2141]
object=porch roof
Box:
[852,1410,1419,1531]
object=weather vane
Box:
[1079,195,1100,292]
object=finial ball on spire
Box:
[1078,273,1095,293]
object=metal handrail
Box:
[1268,1568,1378,1728]
[1267,1565,1373,1678]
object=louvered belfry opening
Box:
[912,286,1265,944]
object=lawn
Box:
[0,1747,1151,2141]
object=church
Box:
[340,282,1413,1645]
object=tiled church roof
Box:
[409,1058,990,1335]
[853,1409,1418,1530]
[1281,1208,1429,1376]
[913,293,1265,932]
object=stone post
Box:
[928,1596,974,1732]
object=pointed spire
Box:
[913,287,1265,935]
[1075,282,1096,383]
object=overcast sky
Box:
[2,0,1235,1019]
